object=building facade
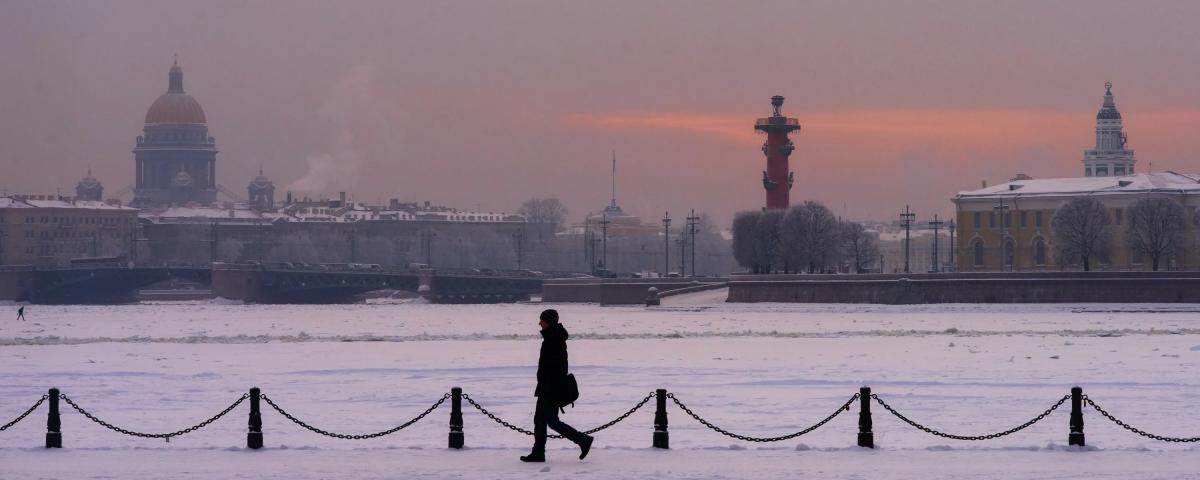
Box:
[132,60,219,207]
[0,196,138,267]
[953,172,1200,271]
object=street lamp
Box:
[947,220,956,272]
[900,205,916,273]
[687,210,700,277]
[928,214,943,273]
[993,199,1010,271]
[662,212,671,276]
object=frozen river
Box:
[2,295,1199,479]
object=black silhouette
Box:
[521,309,593,462]
[16,306,24,321]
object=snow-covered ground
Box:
[2,295,1199,479]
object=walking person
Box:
[16,306,24,321]
[521,309,593,462]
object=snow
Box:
[2,300,1200,478]
[955,171,1200,200]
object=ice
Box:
[2,300,1200,478]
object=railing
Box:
[2,386,1196,450]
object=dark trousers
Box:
[532,395,587,452]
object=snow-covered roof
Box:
[955,172,1200,202]
[0,197,136,210]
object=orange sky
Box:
[2,1,1200,224]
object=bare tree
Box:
[1052,197,1111,271]
[753,209,785,273]
[518,197,568,232]
[731,211,759,273]
[840,220,880,273]
[780,201,841,273]
[1125,196,1186,271]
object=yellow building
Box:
[0,195,139,267]
[952,172,1200,271]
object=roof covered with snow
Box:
[955,172,1200,202]
[0,196,136,210]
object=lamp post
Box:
[687,210,700,277]
[947,220,956,272]
[599,213,611,273]
[993,199,1010,271]
[662,212,671,276]
[928,214,943,273]
[900,205,916,273]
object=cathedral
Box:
[132,60,219,206]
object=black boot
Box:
[520,451,545,463]
[578,434,594,460]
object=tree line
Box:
[731,201,880,274]
[1053,195,1196,271]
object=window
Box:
[1004,213,1011,228]
[989,212,996,228]
[1034,239,1046,266]
[973,212,981,228]
[1036,211,1044,227]
[973,240,985,266]
[1114,166,1125,176]
[1114,208,1123,225]
[1019,211,1027,228]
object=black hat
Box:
[539,309,559,324]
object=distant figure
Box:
[520,309,592,463]
[16,306,25,321]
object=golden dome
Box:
[145,93,206,124]
[144,61,206,124]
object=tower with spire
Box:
[1083,82,1135,177]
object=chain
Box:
[666,392,859,442]
[871,393,1069,441]
[59,393,248,442]
[1084,396,1200,443]
[260,393,449,440]
[461,392,655,438]
[0,395,48,432]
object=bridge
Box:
[2,264,545,304]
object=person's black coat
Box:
[534,323,569,397]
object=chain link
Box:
[0,395,48,432]
[667,392,859,442]
[1084,396,1200,443]
[461,392,655,438]
[871,393,1069,441]
[260,393,449,440]
[59,393,248,442]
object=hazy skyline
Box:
[3,0,1200,225]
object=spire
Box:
[168,57,185,94]
[610,151,617,208]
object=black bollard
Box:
[1069,386,1085,446]
[857,386,873,448]
[46,388,61,448]
[449,387,464,449]
[247,387,263,449]
[653,389,669,449]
